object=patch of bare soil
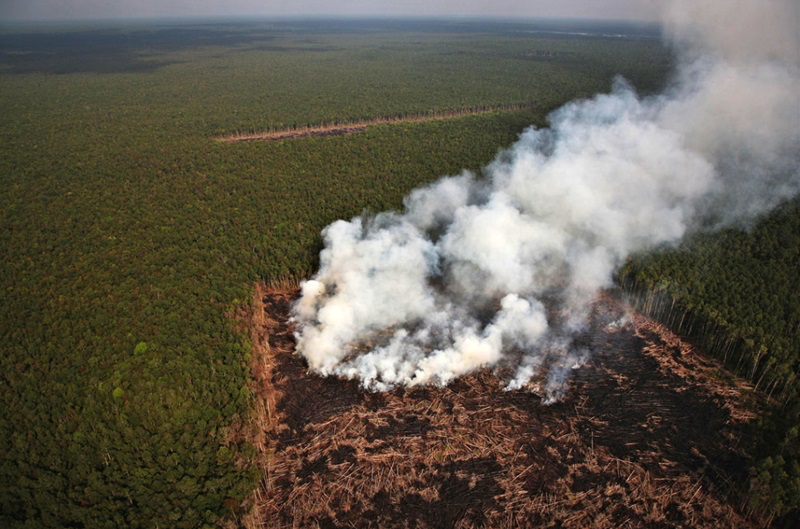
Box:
[217,103,535,143]
[242,287,764,529]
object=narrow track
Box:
[216,103,537,143]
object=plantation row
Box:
[619,197,800,521]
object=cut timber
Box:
[241,286,766,529]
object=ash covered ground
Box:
[243,286,762,529]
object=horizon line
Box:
[0,14,661,27]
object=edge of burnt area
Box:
[244,284,765,529]
[572,298,758,493]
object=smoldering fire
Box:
[292,0,800,399]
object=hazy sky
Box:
[0,0,660,22]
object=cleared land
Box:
[243,286,763,529]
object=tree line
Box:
[619,197,800,523]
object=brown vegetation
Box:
[241,286,764,529]
[216,103,537,143]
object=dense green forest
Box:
[0,20,674,528]
[620,198,800,523]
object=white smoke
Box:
[292,0,799,399]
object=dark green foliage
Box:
[620,198,800,522]
[0,20,673,528]
[750,397,800,522]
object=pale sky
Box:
[0,0,661,22]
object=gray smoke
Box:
[292,0,799,399]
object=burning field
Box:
[241,285,762,529]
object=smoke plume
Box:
[292,0,799,399]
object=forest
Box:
[0,19,673,528]
[1,17,795,528]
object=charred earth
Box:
[242,286,763,529]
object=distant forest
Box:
[1,18,795,529]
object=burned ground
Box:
[242,287,763,529]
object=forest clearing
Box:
[241,286,765,529]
